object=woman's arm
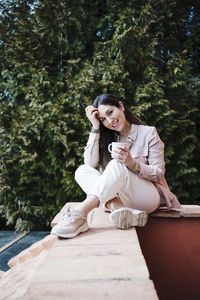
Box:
[83,132,100,168]
[113,127,165,183]
[129,127,165,183]
[83,105,100,168]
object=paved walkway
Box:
[0,203,158,299]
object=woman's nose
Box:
[107,117,112,124]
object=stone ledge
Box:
[0,203,159,299]
[3,203,199,299]
[5,204,200,270]
[180,205,200,217]
[52,204,200,226]
[7,234,57,268]
[24,280,158,300]
[150,204,200,218]
[0,251,48,300]
[0,270,5,280]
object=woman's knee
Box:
[74,165,87,183]
[145,193,160,214]
[74,164,100,184]
[106,159,126,172]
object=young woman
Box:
[51,94,181,238]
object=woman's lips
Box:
[112,120,119,129]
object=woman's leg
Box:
[74,165,102,216]
[75,195,99,217]
[74,165,101,195]
[88,159,160,214]
[51,161,160,237]
[74,164,124,216]
[75,161,160,215]
[104,197,124,211]
[94,160,160,229]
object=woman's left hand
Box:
[112,146,132,166]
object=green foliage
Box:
[0,0,199,231]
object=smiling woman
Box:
[98,103,130,134]
[91,94,144,170]
[51,94,181,239]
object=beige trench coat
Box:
[84,124,181,210]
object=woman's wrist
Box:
[127,157,136,169]
[91,127,100,133]
[129,160,135,169]
[127,157,140,174]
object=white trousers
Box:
[75,160,160,213]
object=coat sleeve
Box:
[83,132,100,168]
[137,127,166,183]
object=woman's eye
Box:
[100,118,106,122]
[108,110,113,116]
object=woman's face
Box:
[98,102,130,134]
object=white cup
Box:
[108,142,128,157]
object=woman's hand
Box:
[85,105,100,129]
[112,146,132,166]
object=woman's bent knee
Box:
[147,195,160,214]
[74,164,100,184]
[143,189,160,214]
[74,165,88,183]
[105,159,127,175]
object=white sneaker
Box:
[51,206,89,238]
[109,207,148,229]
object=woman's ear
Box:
[119,101,125,111]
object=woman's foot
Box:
[109,207,148,229]
[51,206,89,238]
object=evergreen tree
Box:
[0,0,199,231]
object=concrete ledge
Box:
[0,251,48,300]
[0,203,159,299]
[7,234,57,268]
[2,203,199,299]
[25,280,158,300]
[7,204,198,270]
[150,204,200,218]
[0,270,5,280]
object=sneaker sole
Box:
[51,223,89,238]
[109,208,148,229]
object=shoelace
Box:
[61,205,95,226]
[61,206,80,225]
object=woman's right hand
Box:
[85,105,100,129]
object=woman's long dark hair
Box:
[92,94,144,169]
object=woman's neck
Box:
[120,122,131,137]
